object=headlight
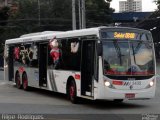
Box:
[149,81,154,87]
[104,80,115,88]
[105,81,111,87]
[145,79,155,88]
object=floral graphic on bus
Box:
[14,45,36,65]
[14,47,20,60]
[49,37,61,68]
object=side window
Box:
[141,34,148,41]
[20,45,30,65]
[48,38,62,69]
[60,38,81,71]
[13,45,20,63]
[59,39,70,70]
[29,44,38,67]
[13,43,38,67]
[47,37,81,71]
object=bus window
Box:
[13,44,38,67]
[48,38,62,69]
[29,44,38,68]
[59,38,81,71]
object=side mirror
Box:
[97,42,102,56]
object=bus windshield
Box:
[103,41,155,76]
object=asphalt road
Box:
[0,70,160,120]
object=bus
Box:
[4,27,156,103]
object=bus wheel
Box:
[114,99,124,103]
[15,73,22,89]
[68,80,78,104]
[22,73,28,90]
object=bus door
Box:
[39,43,48,87]
[8,46,14,81]
[81,40,95,97]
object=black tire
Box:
[22,73,29,91]
[114,99,124,103]
[15,72,22,89]
[67,80,78,104]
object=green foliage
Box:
[1,0,114,41]
[7,0,72,39]
[155,0,160,5]
[12,0,38,19]
[154,0,160,10]
[86,0,114,27]
[0,6,10,26]
[0,42,4,55]
[148,1,160,18]
[0,6,10,48]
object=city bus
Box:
[4,26,156,103]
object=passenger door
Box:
[81,40,95,97]
[8,46,14,81]
[39,43,48,87]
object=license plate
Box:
[125,93,135,99]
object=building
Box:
[119,0,142,12]
[0,0,13,8]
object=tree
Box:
[7,0,73,38]
[0,6,10,26]
[0,6,10,45]
[0,0,114,62]
[86,0,114,27]
[4,0,114,40]
[154,0,160,10]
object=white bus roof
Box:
[5,26,150,45]
[5,27,104,45]
[20,31,62,38]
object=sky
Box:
[110,0,157,12]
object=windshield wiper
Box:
[113,41,124,65]
[134,41,142,54]
[131,44,136,65]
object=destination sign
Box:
[100,31,150,41]
[114,32,136,39]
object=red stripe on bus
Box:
[105,70,154,75]
[18,67,25,73]
[75,74,80,80]
[112,80,123,85]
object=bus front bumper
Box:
[94,86,156,100]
